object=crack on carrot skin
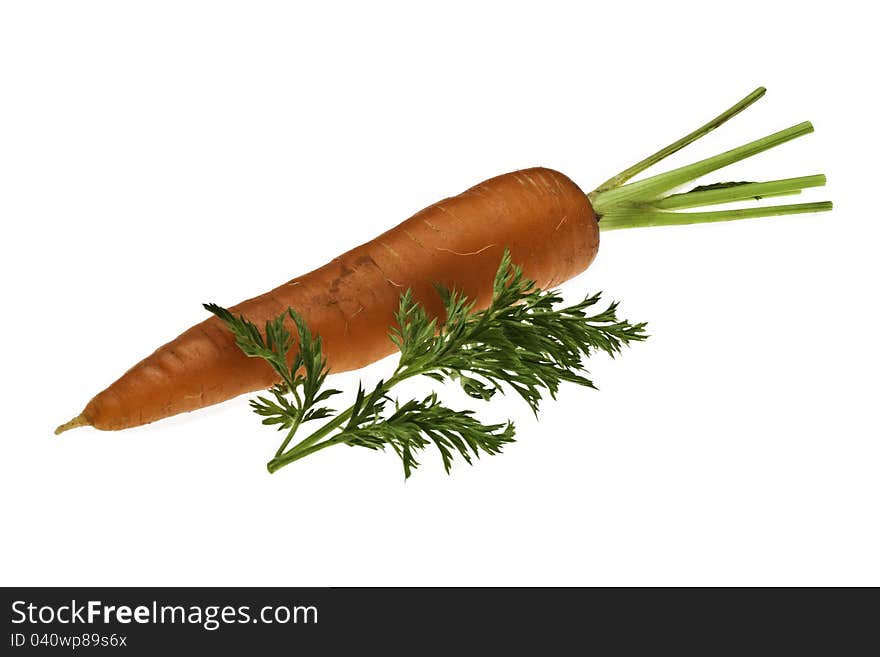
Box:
[434,203,469,233]
[544,172,567,234]
[166,347,186,367]
[421,218,442,232]
[183,384,206,402]
[326,262,378,334]
[541,173,567,233]
[360,253,405,291]
[198,325,228,356]
[361,252,406,290]
[535,169,554,193]
[379,240,403,261]
[471,181,509,222]
[532,170,548,194]
[551,172,568,196]
[521,171,544,194]
[434,244,497,257]
[402,228,427,250]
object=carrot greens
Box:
[206,250,647,477]
[589,87,832,231]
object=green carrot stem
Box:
[267,368,412,472]
[592,121,815,214]
[591,87,767,195]
[652,175,826,210]
[274,415,303,457]
[272,408,353,467]
[599,201,832,231]
[268,436,342,473]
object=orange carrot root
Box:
[70,167,598,432]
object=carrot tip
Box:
[54,414,90,436]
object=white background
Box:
[1,1,877,586]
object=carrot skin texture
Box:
[82,167,600,430]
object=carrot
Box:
[55,87,831,434]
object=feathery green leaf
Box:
[208,250,647,477]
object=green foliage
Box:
[203,304,341,451]
[344,393,515,479]
[207,250,647,478]
[391,249,647,414]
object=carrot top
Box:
[590,87,832,230]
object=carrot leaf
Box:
[211,251,647,478]
[204,303,342,455]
